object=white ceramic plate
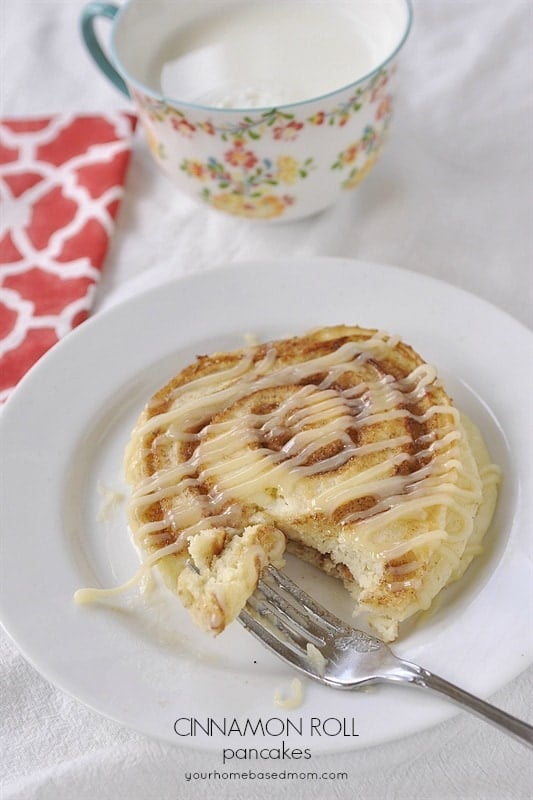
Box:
[1,257,531,753]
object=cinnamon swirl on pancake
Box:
[124,326,500,641]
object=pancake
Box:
[124,325,500,640]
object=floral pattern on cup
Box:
[181,141,315,219]
[133,65,396,219]
[133,67,393,143]
[331,122,390,189]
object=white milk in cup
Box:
[82,0,412,220]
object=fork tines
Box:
[239,565,343,673]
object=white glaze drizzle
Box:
[120,331,497,601]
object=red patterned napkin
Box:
[0,112,137,403]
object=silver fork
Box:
[239,565,533,748]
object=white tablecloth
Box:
[1,2,532,798]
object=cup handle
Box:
[80,2,130,97]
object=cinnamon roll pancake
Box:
[124,326,500,641]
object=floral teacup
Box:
[81,0,412,221]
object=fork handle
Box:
[396,659,533,748]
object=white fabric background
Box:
[1,1,532,798]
